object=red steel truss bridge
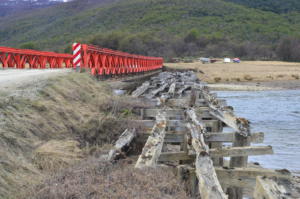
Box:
[0,44,164,76]
[0,46,73,69]
[79,44,163,75]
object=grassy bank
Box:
[165,61,300,84]
[0,72,172,198]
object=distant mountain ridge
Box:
[0,0,70,5]
[0,0,72,17]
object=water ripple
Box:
[217,90,300,173]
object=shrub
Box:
[64,45,72,54]
[292,74,300,79]
[214,77,222,82]
[232,77,241,82]
[184,28,200,43]
[19,42,38,50]
[277,74,285,78]
[244,75,253,81]
[266,75,274,79]
[276,37,300,62]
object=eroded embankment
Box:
[0,72,187,199]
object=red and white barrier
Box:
[72,43,81,69]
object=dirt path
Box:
[0,69,71,89]
[0,69,71,97]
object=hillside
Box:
[224,0,300,13]
[0,0,300,60]
[0,0,121,49]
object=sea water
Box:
[216,90,300,173]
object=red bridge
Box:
[79,44,163,75]
[0,46,73,69]
[0,44,164,76]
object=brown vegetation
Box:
[23,159,188,199]
[33,140,83,172]
[165,61,300,83]
[0,73,143,198]
[232,77,241,82]
[243,75,253,81]
[292,74,300,80]
[214,77,222,83]
[277,74,285,78]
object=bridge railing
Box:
[76,44,163,75]
[0,46,73,69]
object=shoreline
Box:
[208,80,300,91]
[165,61,300,91]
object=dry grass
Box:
[0,72,142,198]
[22,158,189,199]
[165,61,300,83]
[33,140,83,172]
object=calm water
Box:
[216,90,300,173]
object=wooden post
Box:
[175,166,293,197]
[135,111,167,168]
[177,165,199,197]
[180,133,189,153]
[140,108,145,120]
[189,88,197,107]
[186,122,227,199]
[207,120,224,166]
[159,146,273,162]
[179,133,191,165]
[254,176,298,199]
[108,128,136,161]
[145,83,168,98]
[132,81,150,97]
[227,133,250,199]
[168,82,176,98]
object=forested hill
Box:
[0,0,300,61]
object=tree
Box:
[19,42,38,50]
[64,45,72,54]
[184,29,200,43]
[276,37,300,61]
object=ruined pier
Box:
[111,71,300,199]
